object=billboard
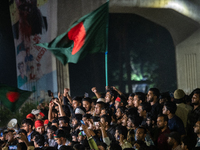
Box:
[9,0,58,101]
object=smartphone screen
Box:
[80,120,85,125]
[9,145,17,150]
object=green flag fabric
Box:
[37,2,108,65]
[0,84,32,112]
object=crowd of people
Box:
[1,86,200,150]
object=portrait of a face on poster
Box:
[9,0,58,101]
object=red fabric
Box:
[39,112,45,117]
[68,22,86,55]
[115,97,121,102]
[6,92,20,103]
[26,113,35,119]
[44,119,49,125]
[35,120,44,129]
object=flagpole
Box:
[105,0,109,87]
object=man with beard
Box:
[147,88,163,123]
[34,120,46,137]
[82,97,92,114]
[157,114,171,150]
[187,90,200,136]
[21,119,34,142]
[167,132,182,150]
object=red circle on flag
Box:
[6,92,20,103]
[68,22,86,55]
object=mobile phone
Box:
[84,92,89,98]
[47,90,52,97]
[80,120,85,125]
[9,145,17,150]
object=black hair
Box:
[22,119,34,128]
[62,105,71,118]
[101,115,111,125]
[137,126,147,134]
[181,136,195,150]
[58,116,70,124]
[17,129,27,136]
[82,114,92,119]
[116,125,128,139]
[109,142,122,150]
[59,145,73,150]
[73,143,85,150]
[52,108,58,114]
[82,97,92,104]
[140,102,151,112]
[106,89,118,100]
[47,125,57,133]
[157,114,168,122]
[129,93,135,97]
[149,88,160,98]
[96,142,107,150]
[101,106,112,116]
[72,96,82,103]
[129,116,142,127]
[52,119,59,124]
[34,133,45,146]
[93,116,100,122]
[135,92,146,103]
[118,106,127,114]
[96,101,105,108]
[159,92,171,101]
[164,101,177,114]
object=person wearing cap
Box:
[44,119,49,131]
[167,132,182,150]
[147,88,163,124]
[26,113,35,122]
[163,101,186,136]
[174,89,192,128]
[34,120,45,135]
[54,129,71,149]
[114,97,124,110]
[157,114,171,150]
[21,119,34,142]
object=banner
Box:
[9,0,58,102]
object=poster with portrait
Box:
[9,0,58,102]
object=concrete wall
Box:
[176,29,200,94]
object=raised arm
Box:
[91,87,101,99]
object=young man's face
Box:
[134,95,141,108]
[157,116,166,129]
[137,106,144,117]
[72,100,80,110]
[136,128,146,141]
[36,126,45,135]
[100,117,107,127]
[114,101,120,110]
[127,96,134,107]
[121,114,127,126]
[47,129,53,139]
[147,91,154,102]
[115,108,122,119]
[192,93,200,105]
[82,101,91,112]
[59,120,67,128]
[54,137,62,145]
[21,123,29,133]
[162,106,168,115]
[194,121,200,134]
[114,129,120,141]
[105,92,112,103]
[95,103,102,115]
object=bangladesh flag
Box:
[37,2,108,65]
[0,84,32,112]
